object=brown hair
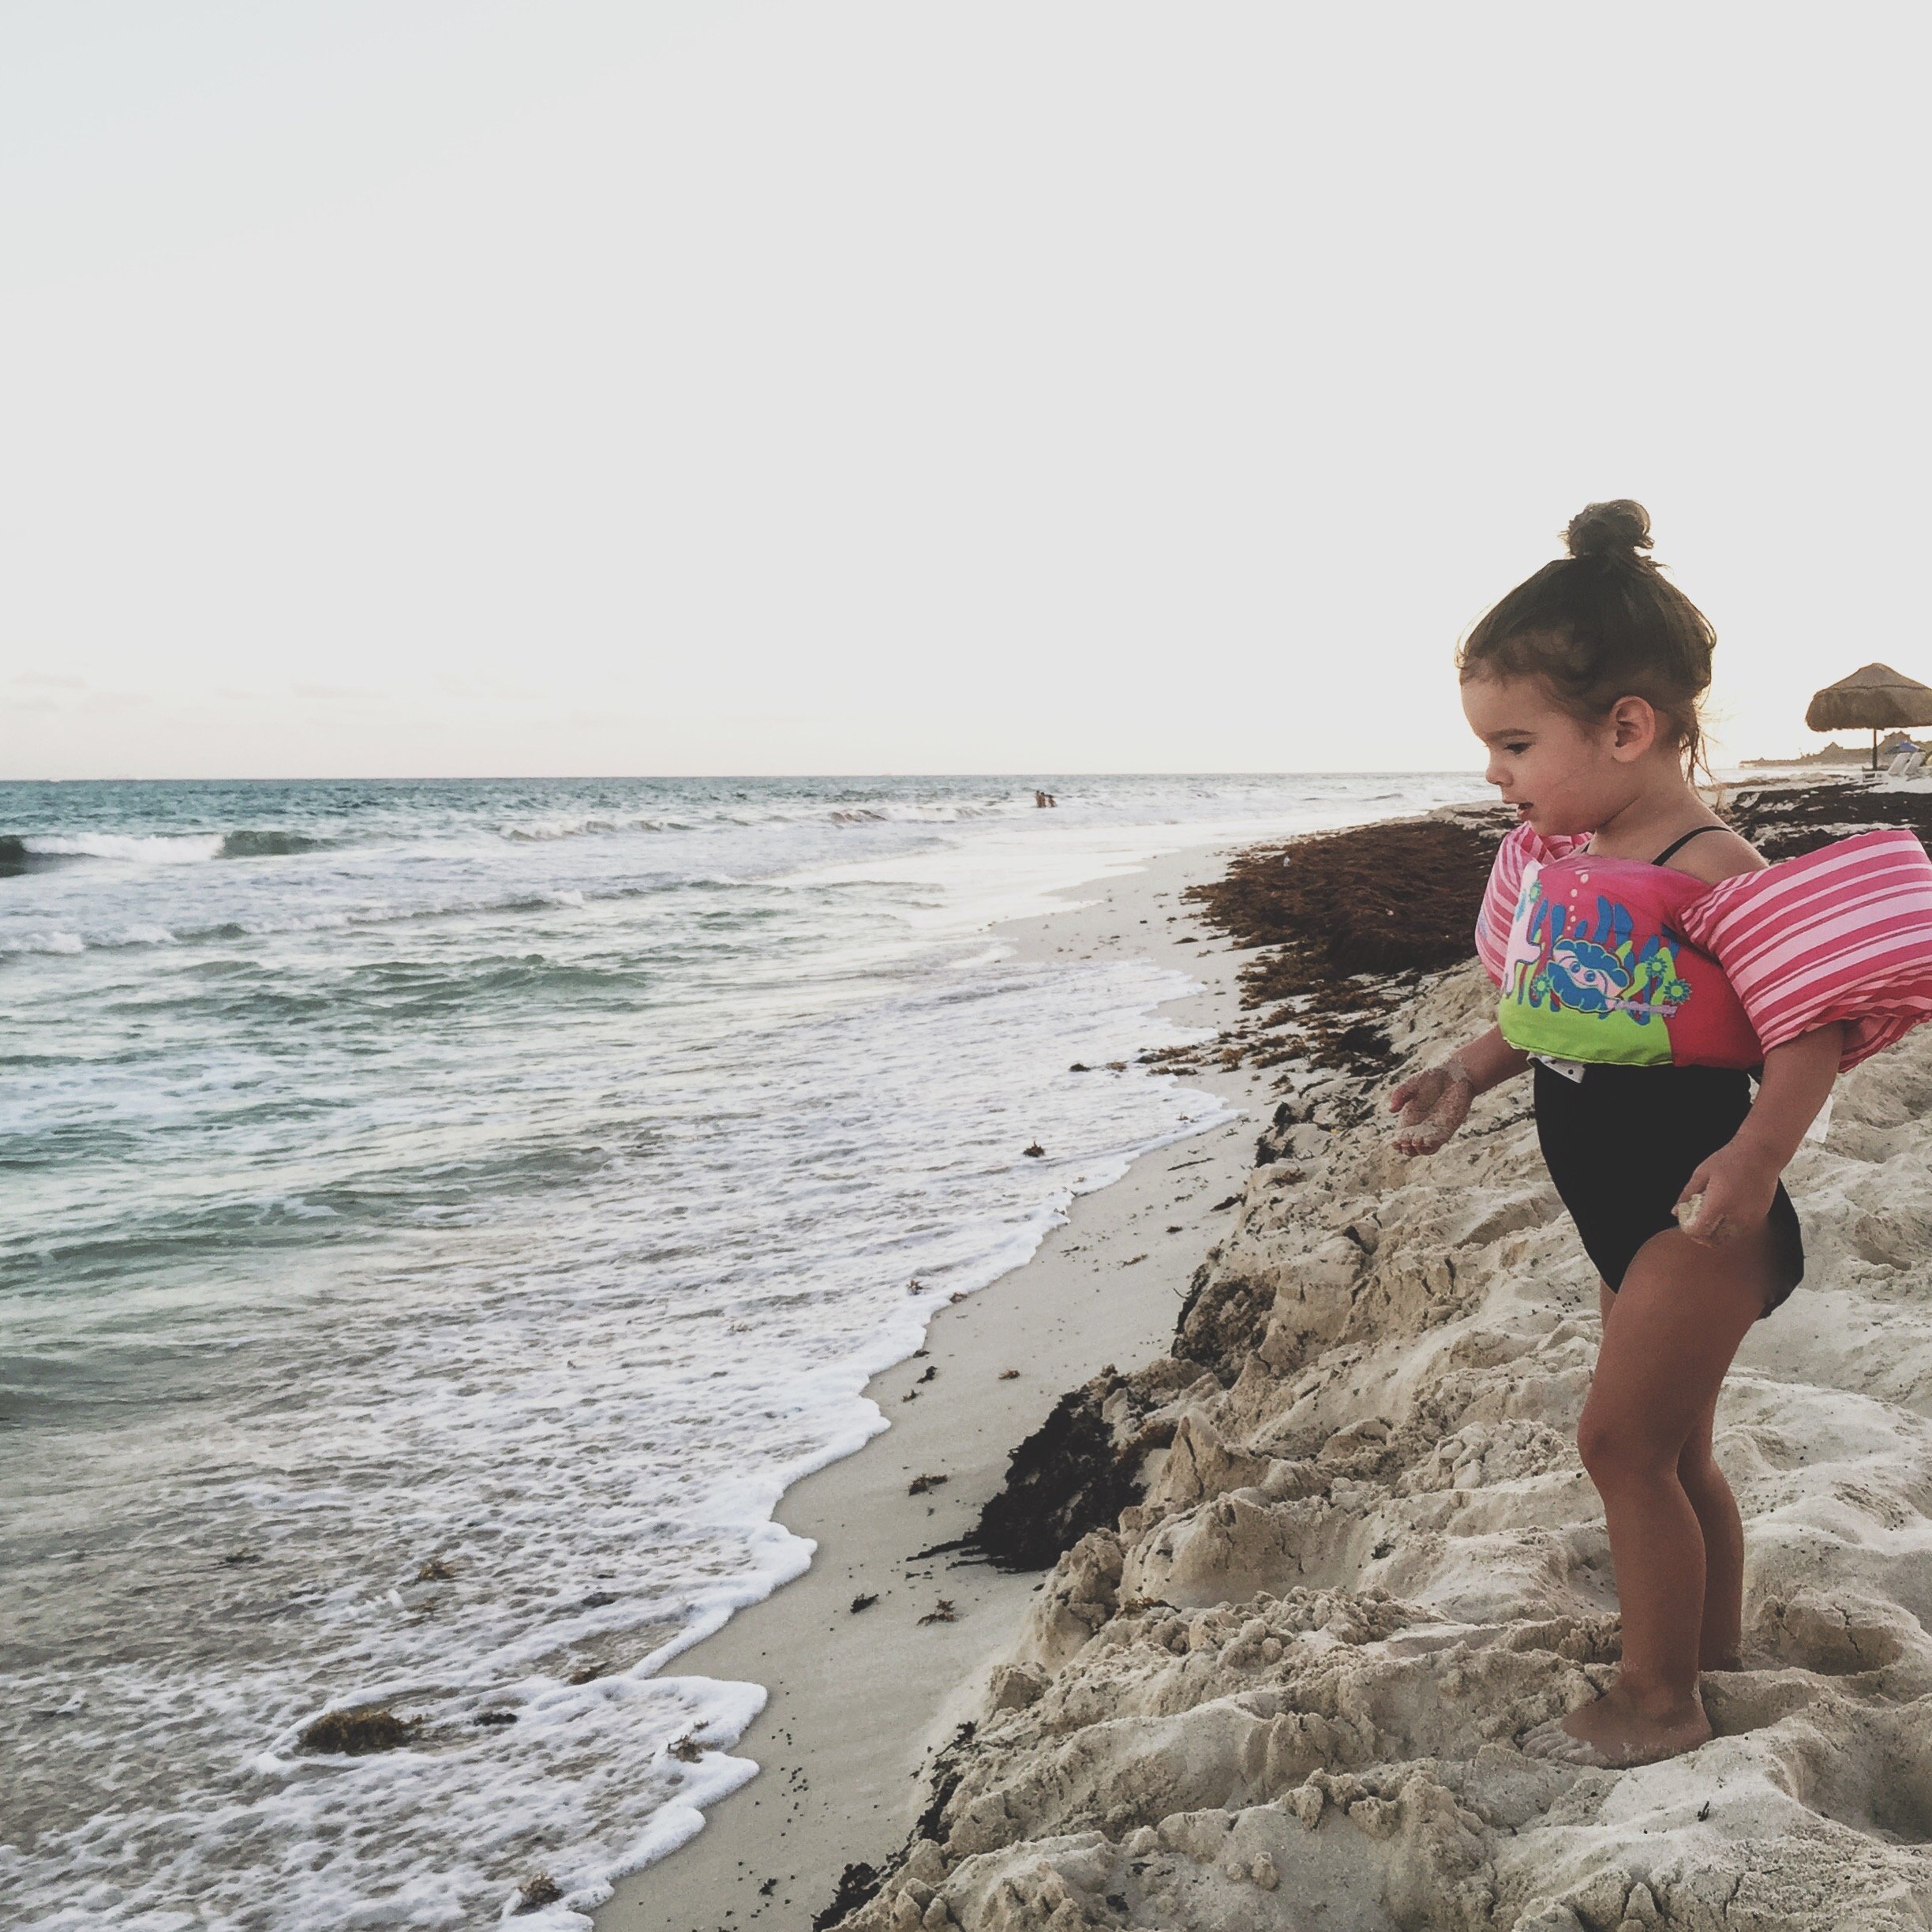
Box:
[1456,500,1716,774]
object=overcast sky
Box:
[4,4,1926,780]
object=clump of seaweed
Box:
[813,1863,882,1930]
[1175,811,1507,1076]
[908,1473,948,1496]
[668,1732,706,1762]
[917,1598,958,1625]
[1173,1264,1279,1382]
[515,1872,564,1914]
[1724,777,1932,860]
[1187,814,1503,974]
[298,1705,417,1755]
[913,1724,977,1840]
[948,1375,1144,1571]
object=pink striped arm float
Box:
[1676,828,1932,1072]
[1473,824,1586,983]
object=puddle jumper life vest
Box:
[1475,824,1932,1073]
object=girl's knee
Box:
[1676,1440,1726,1496]
[1676,1402,1719,1485]
[1577,1405,1678,1483]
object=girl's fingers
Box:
[1679,1178,1735,1245]
[1391,1061,1476,1156]
[1393,1082,1468,1157]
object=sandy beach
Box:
[599,841,1273,1932]
[610,776,1932,1932]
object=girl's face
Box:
[1461,672,1654,837]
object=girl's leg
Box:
[1676,1387,1746,1671]
[1544,1226,1773,1763]
[1598,1282,1747,1673]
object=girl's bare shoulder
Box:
[1671,824,1767,885]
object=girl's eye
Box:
[1503,743,1530,755]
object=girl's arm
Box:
[1451,1024,1532,1095]
[1388,1024,1528,1155]
[1677,1022,1844,1244]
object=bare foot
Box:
[1520,1681,1712,1768]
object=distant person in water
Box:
[1034,790,1057,808]
[1391,499,1932,1769]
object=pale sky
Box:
[4,4,1927,781]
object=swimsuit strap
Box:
[1651,824,1724,868]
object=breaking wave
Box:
[1,827,336,873]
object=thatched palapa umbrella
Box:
[1805,662,1932,770]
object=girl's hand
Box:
[1676,1138,1781,1245]
[1388,1061,1474,1155]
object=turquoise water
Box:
[0,773,1485,1929]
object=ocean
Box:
[0,773,1488,1930]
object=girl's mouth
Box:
[1513,802,1534,821]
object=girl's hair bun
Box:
[1461,496,1713,777]
[1565,499,1653,560]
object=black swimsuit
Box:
[1531,826,1806,1316]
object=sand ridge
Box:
[826,953,1932,1930]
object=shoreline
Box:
[597,839,1278,1932]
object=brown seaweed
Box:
[1724,777,1932,860]
[946,1377,1144,1573]
[1177,811,1507,1075]
[297,1705,417,1755]
[813,1863,882,1930]
[514,1873,563,1914]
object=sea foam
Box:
[0,772,1488,1929]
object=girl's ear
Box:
[1606,695,1660,762]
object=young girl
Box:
[1388,500,1867,1769]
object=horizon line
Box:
[0,760,1822,786]
[5,766,1480,785]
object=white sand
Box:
[598,844,1270,1932]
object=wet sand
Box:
[597,841,1270,1932]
